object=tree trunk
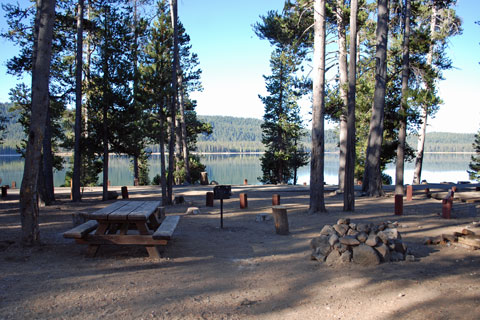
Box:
[175,116,182,185]
[336,0,348,193]
[101,8,109,201]
[363,0,389,197]
[72,0,84,202]
[167,0,178,205]
[20,0,56,246]
[133,155,139,183]
[159,107,167,206]
[178,74,190,183]
[395,0,411,195]
[343,0,358,212]
[413,2,437,184]
[42,107,55,204]
[309,0,327,214]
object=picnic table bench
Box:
[64,200,180,259]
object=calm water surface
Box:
[0,153,474,187]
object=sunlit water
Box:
[0,153,473,187]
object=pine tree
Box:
[259,48,308,185]
[468,130,480,182]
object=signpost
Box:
[213,185,232,229]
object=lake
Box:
[0,153,474,187]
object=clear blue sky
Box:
[1,0,479,133]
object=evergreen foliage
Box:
[468,129,480,181]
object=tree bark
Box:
[363,0,389,197]
[175,116,182,185]
[178,74,190,183]
[309,0,327,214]
[72,0,84,202]
[336,0,348,193]
[343,0,358,212]
[20,0,56,246]
[395,0,411,195]
[159,106,167,206]
[413,2,437,184]
[42,107,55,204]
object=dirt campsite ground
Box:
[1,184,480,320]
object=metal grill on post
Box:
[214,185,231,229]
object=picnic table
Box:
[64,200,180,259]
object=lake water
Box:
[0,153,474,187]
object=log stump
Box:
[244,179,248,185]
[272,206,289,235]
[240,193,248,209]
[206,192,214,207]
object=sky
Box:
[0,0,479,133]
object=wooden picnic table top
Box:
[88,200,161,221]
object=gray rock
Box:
[378,223,386,231]
[356,232,368,243]
[333,224,349,236]
[334,242,349,253]
[352,244,380,266]
[311,250,326,262]
[390,251,405,262]
[255,213,272,222]
[383,228,401,240]
[356,223,370,233]
[328,234,339,246]
[347,229,359,237]
[374,243,391,262]
[319,224,335,236]
[340,235,360,246]
[310,236,332,256]
[365,234,379,247]
[349,222,357,230]
[377,231,389,244]
[325,249,342,266]
[337,218,350,225]
[340,250,352,263]
[406,254,415,262]
[186,207,201,215]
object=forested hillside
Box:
[0,107,475,154]
[0,103,24,154]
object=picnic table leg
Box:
[86,222,109,257]
[135,221,161,259]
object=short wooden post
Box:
[134,178,139,186]
[303,182,307,186]
[272,206,289,235]
[200,172,209,185]
[108,180,111,187]
[121,186,129,199]
[244,179,248,185]
[11,181,16,189]
[451,186,457,193]
[70,179,73,200]
[442,198,452,219]
[394,194,403,215]
[272,194,280,206]
[240,193,248,209]
[206,192,214,207]
[406,185,413,201]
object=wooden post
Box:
[108,180,111,187]
[11,181,16,189]
[425,188,431,198]
[272,206,289,235]
[303,182,307,186]
[272,194,280,206]
[406,185,413,201]
[200,172,209,185]
[206,192,214,207]
[157,206,166,222]
[134,178,139,186]
[70,178,73,200]
[394,194,403,215]
[1,186,7,198]
[442,198,452,219]
[240,193,248,209]
[244,179,248,185]
[451,186,457,193]
[121,186,129,199]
